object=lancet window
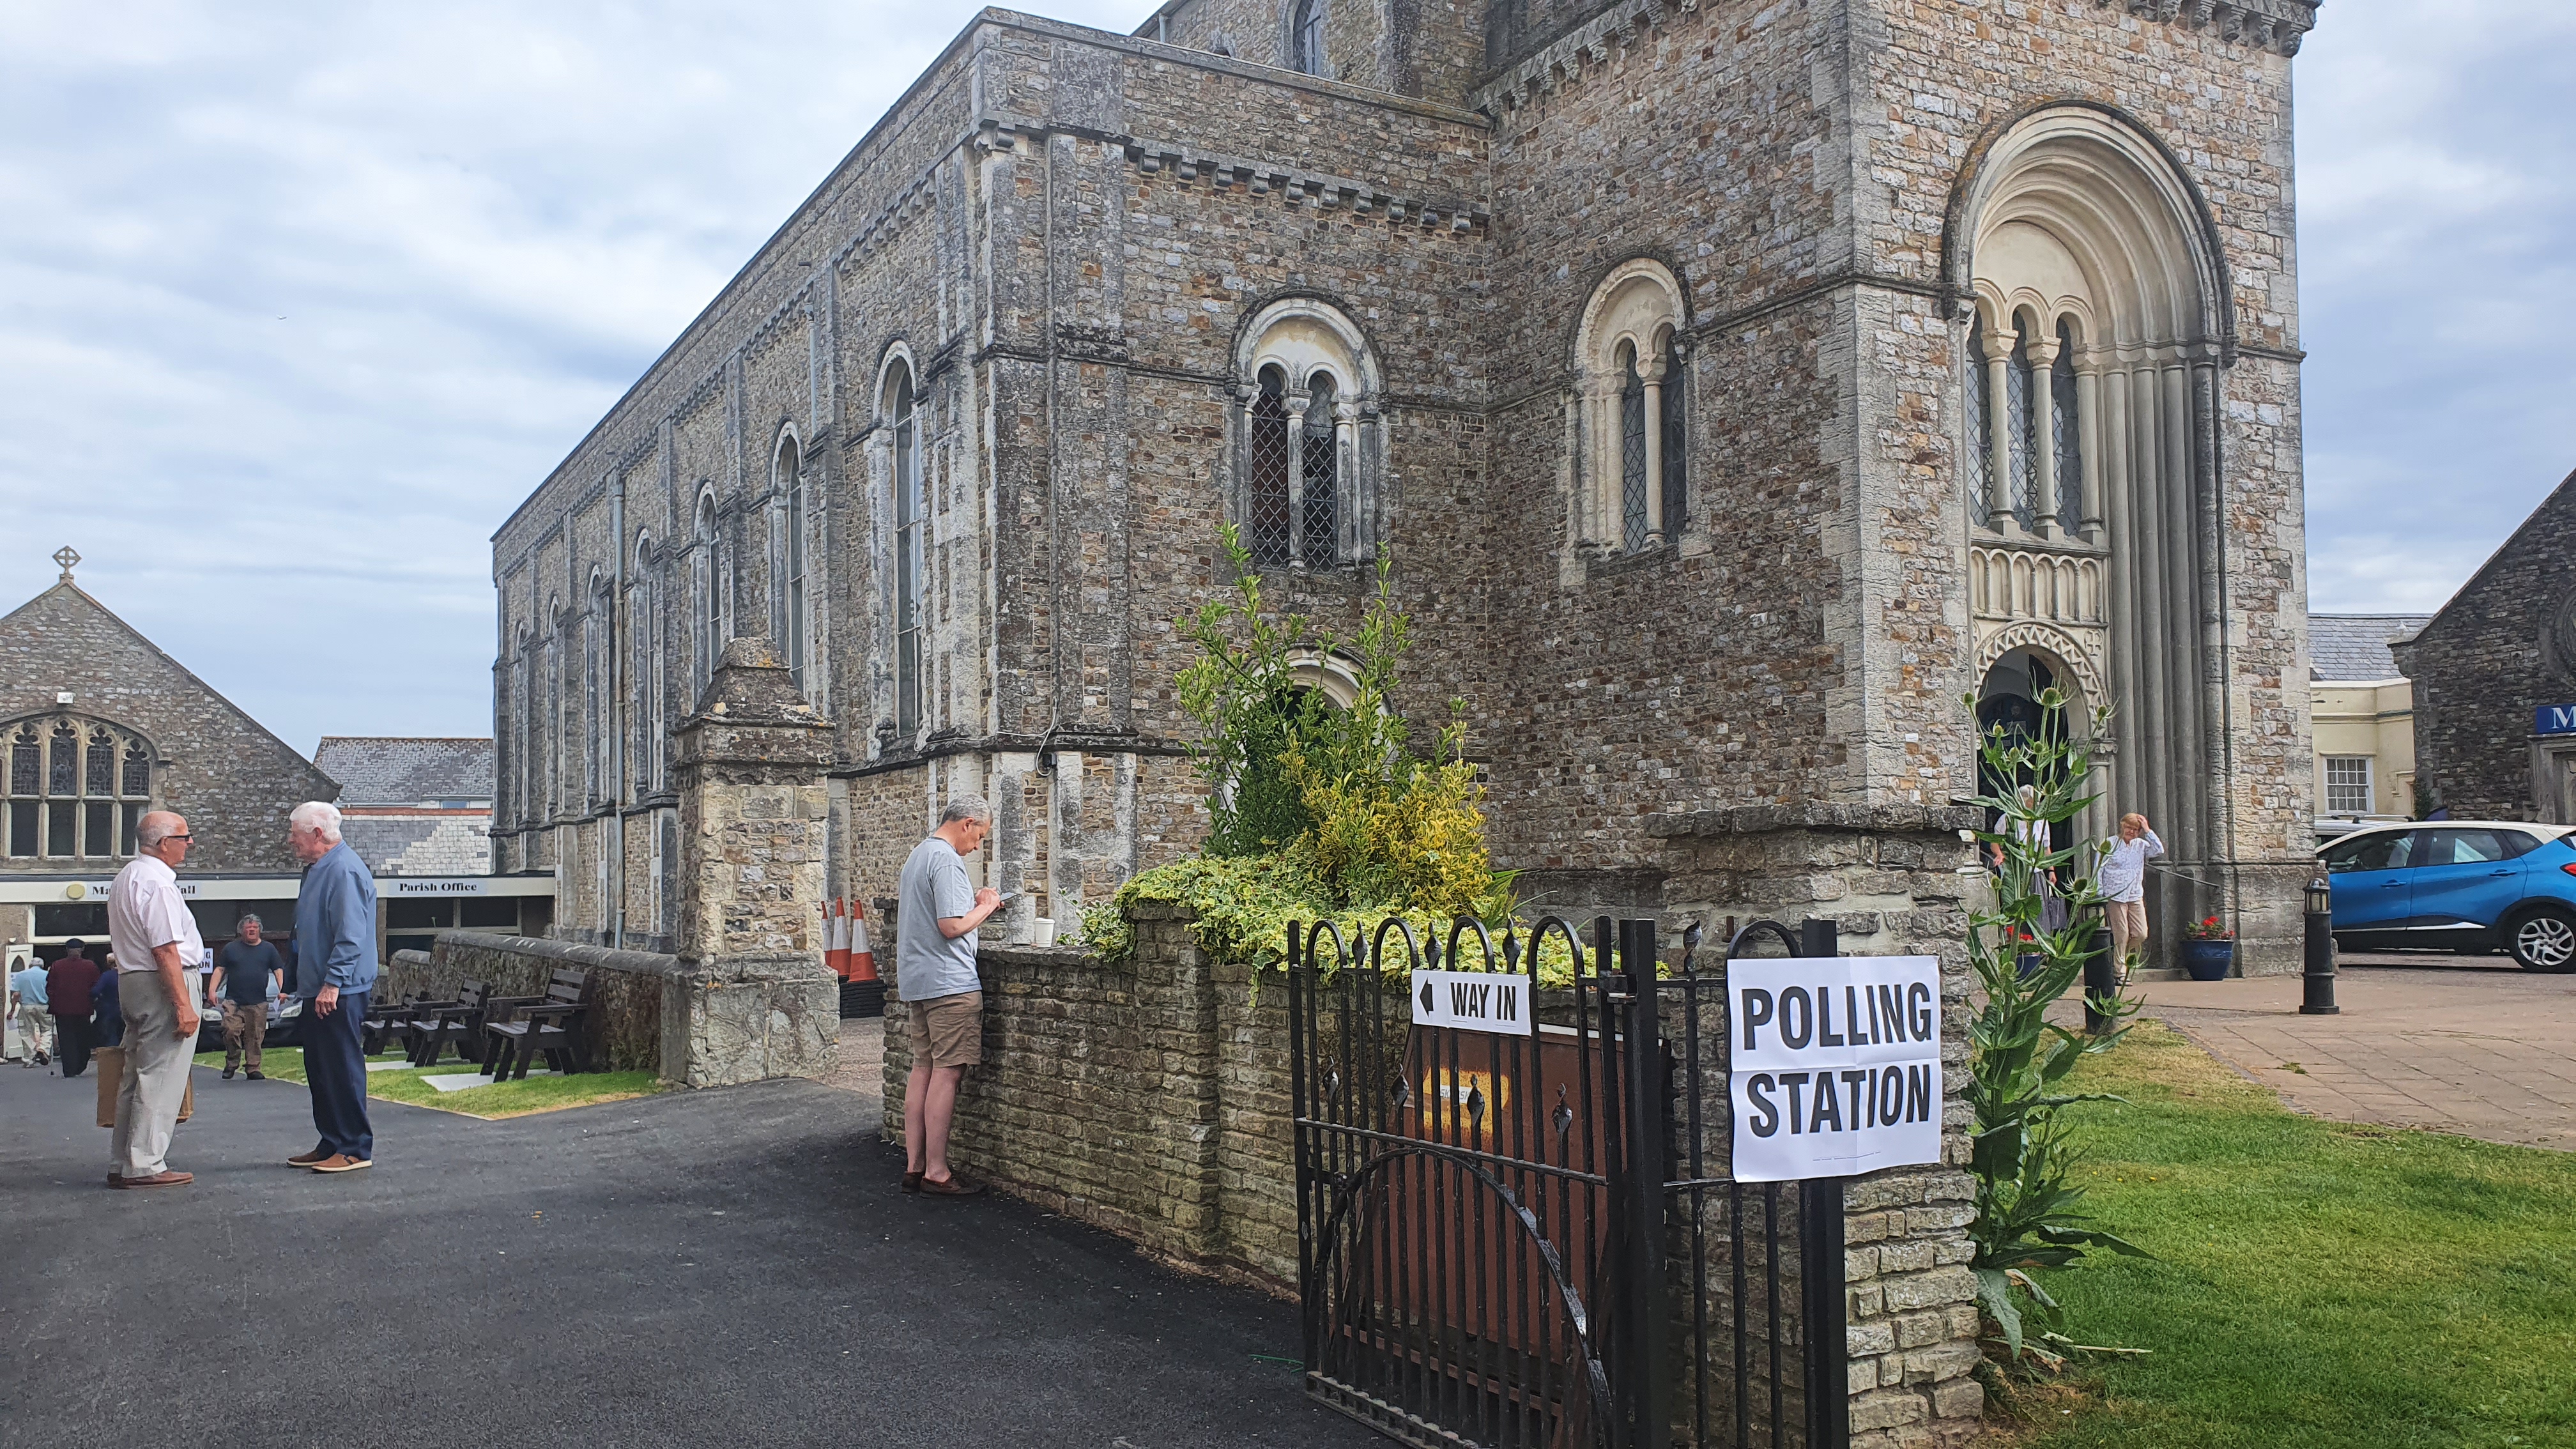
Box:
[6,716,154,859]
[1573,260,1690,555]
[1232,300,1379,572]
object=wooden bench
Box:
[482,969,594,1080]
[361,993,432,1057]
[402,981,493,1068]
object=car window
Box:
[2419,829,2505,865]
[2322,830,2414,873]
[2497,831,2544,859]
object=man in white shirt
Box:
[106,811,204,1189]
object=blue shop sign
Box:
[2538,704,2576,736]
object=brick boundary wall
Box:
[388,929,835,1087]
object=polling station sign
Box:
[1411,970,1529,1035]
[1729,956,1942,1183]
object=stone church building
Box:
[1,549,342,955]
[2395,466,2576,825]
[492,0,2320,971]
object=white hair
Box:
[135,814,180,848]
[290,801,343,841]
[939,795,992,827]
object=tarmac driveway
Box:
[0,1061,1378,1449]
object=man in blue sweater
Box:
[287,801,377,1174]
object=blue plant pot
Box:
[2182,939,2235,981]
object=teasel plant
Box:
[1961,689,2151,1378]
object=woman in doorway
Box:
[2096,813,2164,983]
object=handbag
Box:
[93,1045,195,1130]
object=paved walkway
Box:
[2085,954,2576,1150]
[0,1055,1375,1449]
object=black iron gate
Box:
[1287,916,1848,1449]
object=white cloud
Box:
[2295,0,2576,611]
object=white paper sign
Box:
[1729,956,1943,1183]
[1411,970,1529,1035]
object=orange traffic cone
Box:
[823,900,851,979]
[848,900,879,983]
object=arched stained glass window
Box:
[2005,330,2035,532]
[1292,0,1328,75]
[1966,314,1993,529]
[1301,373,1340,567]
[1619,345,1650,552]
[691,495,719,703]
[1248,367,1292,565]
[4,716,153,859]
[2053,319,2083,526]
[891,365,926,739]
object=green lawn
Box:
[194,1047,661,1119]
[2006,1021,2576,1449]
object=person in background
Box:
[91,958,124,1048]
[211,914,285,1080]
[895,795,1002,1198]
[2096,812,2165,984]
[7,956,52,1066]
[46,939,103,1079]
[107,811,204,1190]
[286,802,376,1174]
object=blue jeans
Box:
[303,990,373,1160]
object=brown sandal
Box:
[919,1173,985,1197]
[902,1171,923,1193]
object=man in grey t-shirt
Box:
[897,795,1001,1197]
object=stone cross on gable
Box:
[53,546,79,582]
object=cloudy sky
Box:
[3,1,2569,754]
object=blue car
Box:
[2315,821,2576,971]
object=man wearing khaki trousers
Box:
[106,811,204,1189]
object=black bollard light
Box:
[2300,873,2339,1015]
[2083,919,2119,1034]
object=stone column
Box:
[1285,392,1309,568]
[1641,350,1667,548]
[668,636,839,1086]
[1981,326,2020,527]
[2027,330,2062,537]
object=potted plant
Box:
[2181,914,2234,981]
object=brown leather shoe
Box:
[288,1147,331,1167]
[105,1172,124,1188]
[115,1170,192,1189]
[918,1173,985,1197]
[309,1154,372,1173]
[902,1171,924,1193]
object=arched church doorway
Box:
[1978,647,2071,857]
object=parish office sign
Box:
[1728,956,1943,1182]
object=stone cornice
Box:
[2110,0,2319,57]
[1473,0,2313,114]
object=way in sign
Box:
[1411,970,1528,1034]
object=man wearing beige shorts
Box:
[897,795,1001,1197]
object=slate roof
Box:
[312,737,495,804]
[2310,614,2432,682]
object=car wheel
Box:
[2507,907,2576,972]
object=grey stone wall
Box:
[2393,468,2576,821]
[881,903,1324,1286]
